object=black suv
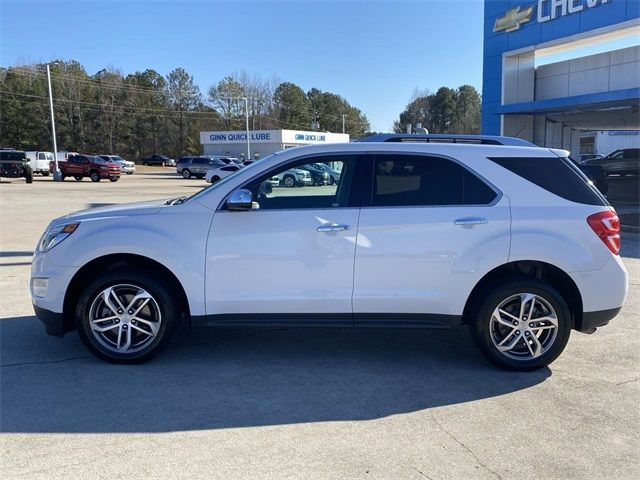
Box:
[0,149,33,183]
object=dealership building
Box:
[200,129,349,160]
[482,0,639,156]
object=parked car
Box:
[31,135,627,370]
[274,167,313,187]
[55,151,80,163]
[582,148,639,176]
[142,154,175,167]
[566,155,608,196]
[299,164,330,185]
[98,155,135,175]
[25,151,54,176]
[51,154,120,182]
[0,148,33,183]
[205,164,242,183]
[580,153,604,162]
[176,156,227,179]
[313,162,341,185]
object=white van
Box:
[25,151,54,176]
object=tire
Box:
[195,174,204,179]
[210,175,220,184]
[74,176,83,182]
[42,171,50,177]
[60,173,66,181]
[283,175,296,188]
[90,171,101,182]
[75,269,181,363]
[182,169,191,179]
[127,172,133,175]
[25,172,33,184]
[468,277,571,371]
[109,176,119,182]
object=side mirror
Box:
[226,188,253,211]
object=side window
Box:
[38,152,46,160]
[372,154,496,207]
[244,155,358,210]
[624,149,639,159]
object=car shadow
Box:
[0,315,550,434]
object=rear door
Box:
[353,152,510,325]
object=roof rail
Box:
[359,134,535,147]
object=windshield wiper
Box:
[165,196,187,205]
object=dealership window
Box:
[371,154,497,207]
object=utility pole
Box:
[342,114,346,134]
[243,96,250,160]
[47,63,61,181]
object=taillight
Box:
[587,210,620,255]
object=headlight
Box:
[37,223,79,253]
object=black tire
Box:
[468,277,571,371]
[283,175,296,188]
[90,171,101,182]
[182,169,191,179]
[109,176,119,182]
[75,269,181,364]
[195,174,204,179]
[74,176,83,182]
[42,171,50,177]
[25,172,33,184]
[210,175,220,184]
[126,172,133,175]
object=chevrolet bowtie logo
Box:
[493,5,534,33]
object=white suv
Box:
[31,135,628,370]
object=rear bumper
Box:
[578,307,622,332]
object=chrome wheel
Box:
[88,284,161,354]
[490,293,558,360]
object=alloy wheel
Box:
[88,284,162,354]
[489,293,558,360]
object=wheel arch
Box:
[462,260,584,330]
[62,253,191,334]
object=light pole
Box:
[342,114,346,134]
[242,97,250,160]
[46,63,61,181]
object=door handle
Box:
[317,223,350,232]
[453,217,488,226]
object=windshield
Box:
[93,156,109,164]
[185,153,277,203]
[112,156,124,161]
[0,151,26,161]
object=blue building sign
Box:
[482,0,640,136]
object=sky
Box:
[0,0,485,132]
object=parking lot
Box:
[1,168,639,480]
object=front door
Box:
[205,154,363,324]
[353,153,510,326]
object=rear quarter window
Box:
[487,156,608,206]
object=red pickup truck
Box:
[50,154,120,182]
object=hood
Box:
[54,198,169,225]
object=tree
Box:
[207,77,245,129]
[165,68,201,154]
[273,82,310,129]
[454,84,481,134]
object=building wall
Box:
[482,0,640,136]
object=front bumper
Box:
[33,304,68,337]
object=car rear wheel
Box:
[42,171,50,177]
[74,176,83,181]
[75,270,180,363]
[109,177,119,182]
[210,175,220,184]
[469,278,571,371]
[182,169,191,179]
[90,171,101,182]
[25,171,33,184]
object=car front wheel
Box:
[90,171,101,182]
[75,270,180,363]
[182,169,191,179]
[469,278,571,371]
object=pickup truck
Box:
[50,154,120,182]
